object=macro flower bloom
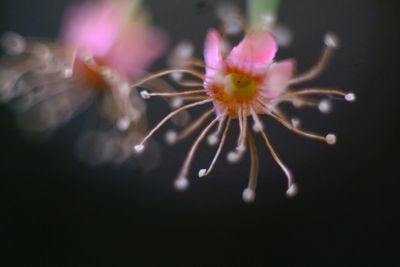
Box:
[0,0,167,166]
[134,28,355,202]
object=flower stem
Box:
[247,0,280,30]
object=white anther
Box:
[324,33,340,48]
[134,144,145,153]
[198,169,207,178]
[140,90,150,99]
[227,151,240,163]
[345,92,356,102]
[176,42,194,59]
[291,118,301,128]
[171,97,183,108]
[165,130,177,145]
[242,188,255,203]
[116,116,131,131]
[326,133,337,145]
[286,184,298,198]
[174,176,189,191]
[207,134,219,146]
[252,121,264,132]
[318,100,332,114]
[63,67,73,78]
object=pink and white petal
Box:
[261,59,296,98]
[204,29,223,78]
[226,31,277,73]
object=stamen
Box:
[227,110,247,163]
[242,131,259,204]
[175,109,214,143]
[139,89,206,99]
[134,99,212,153]
[199,117,231,177]
[289,33,339,85]
[281,88,348,99]
[207,112,227,146]
[250,109,264,132]
[176,81,204,87]
[131,69,205,88]
[259,128,296,196]
[175,116,220,190]
[269,112,327,142]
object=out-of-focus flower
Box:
[0,0,168,167]
[133,28,355,202]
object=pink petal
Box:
[105,26,167,79]
[262,59,295,98]
[60,1,123,57]
[226,31,277,73]
[204,29,223,78]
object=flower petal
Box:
[204,29,223,78]
[226,31,277,73]
[105,25,167,79]
[262,59,295,98]
[60,1,123,57]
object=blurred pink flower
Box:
[0,0,169,167]
[61,0,166,79]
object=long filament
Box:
[259,128,294,189]
[280,88,347,99]
[269,112,327,142]
[289,36,337,85]
[247,130,259,192]
[143,89,206,98]
[135,99,212,149]
[201,117,231,176]
[131,69,205,88]
[177,116,220,180]
[176,108,215,142]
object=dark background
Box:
[1,0,399,265]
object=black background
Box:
[1,0,399,265]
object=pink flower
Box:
[60,0,166,79]
[204,29,295,116]
[134,28,355,202]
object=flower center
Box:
[224,73,257,102]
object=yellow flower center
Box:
[224,73,257,102]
